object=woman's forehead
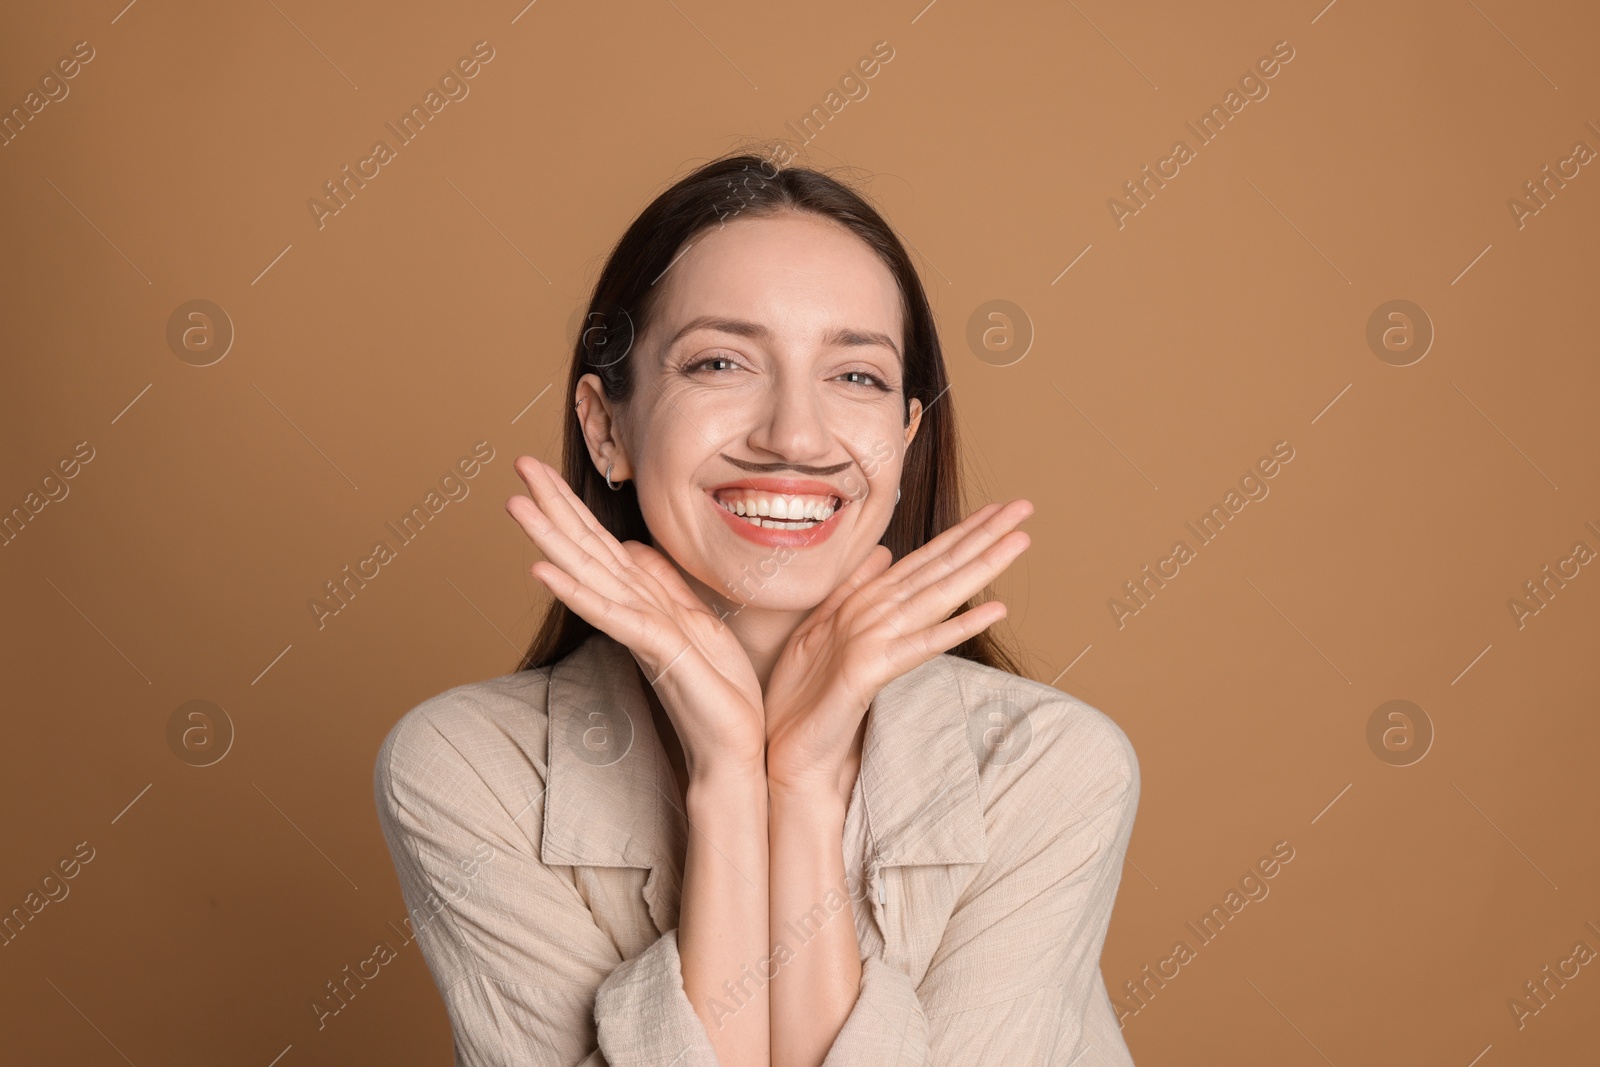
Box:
[648,216,903,349]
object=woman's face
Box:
[580,210,923,614]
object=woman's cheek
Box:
[839,470,870,507]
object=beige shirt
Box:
[374,632,1140,1066]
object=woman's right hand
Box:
[505,455,767,779]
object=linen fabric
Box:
[374,632,1140,1065]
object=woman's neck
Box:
[665,555,811,692]
[721,606,807,693]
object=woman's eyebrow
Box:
[666,315,902,362]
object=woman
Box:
[374,151,1140,1066]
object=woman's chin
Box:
[706,572,839,616]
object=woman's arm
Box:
[767,785,859,1067]
[678,763,771,1065]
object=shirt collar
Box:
[542,632,989,875]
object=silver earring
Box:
[605,463,622,491]
[895,485,901,505]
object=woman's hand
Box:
[762,498,1034,803]
[505,455,767,778]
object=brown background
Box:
[2,0,1597,1063]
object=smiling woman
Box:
[373,150,1141,1067]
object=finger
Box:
[511,456,634,574]
[889,529,1030,639]
[512,457,636,585]
[882,600,1008,678]
[889,499,1032,602]
[506,491,639,607]
[913,499,1030,579]
[512,454,649,588]
[502,489,627,591]
[528,560,682,663]
[621,541,709,616]
[823,503,1006,626]
[822,544,894,613]
[875,501,1008,589]
[517,460,712,628]
[535,456,638,570]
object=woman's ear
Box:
[903,397,923,449]
[575,374,631,482]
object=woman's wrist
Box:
[685,760,769,803]
[767,785,849,832]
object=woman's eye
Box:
[685,354,739,374]
[839,370,888,389]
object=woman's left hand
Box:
[763,498,1034,804]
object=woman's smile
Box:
[706,476,852,548]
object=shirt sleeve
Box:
[820,701,1141,1067]
[373,702,722,1067]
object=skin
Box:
[506,209,1033,1067]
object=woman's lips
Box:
[707,489,848,548]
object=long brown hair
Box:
[516,148,1024,678]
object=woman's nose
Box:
[747,371,832,460]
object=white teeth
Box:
[714,491,840,527]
